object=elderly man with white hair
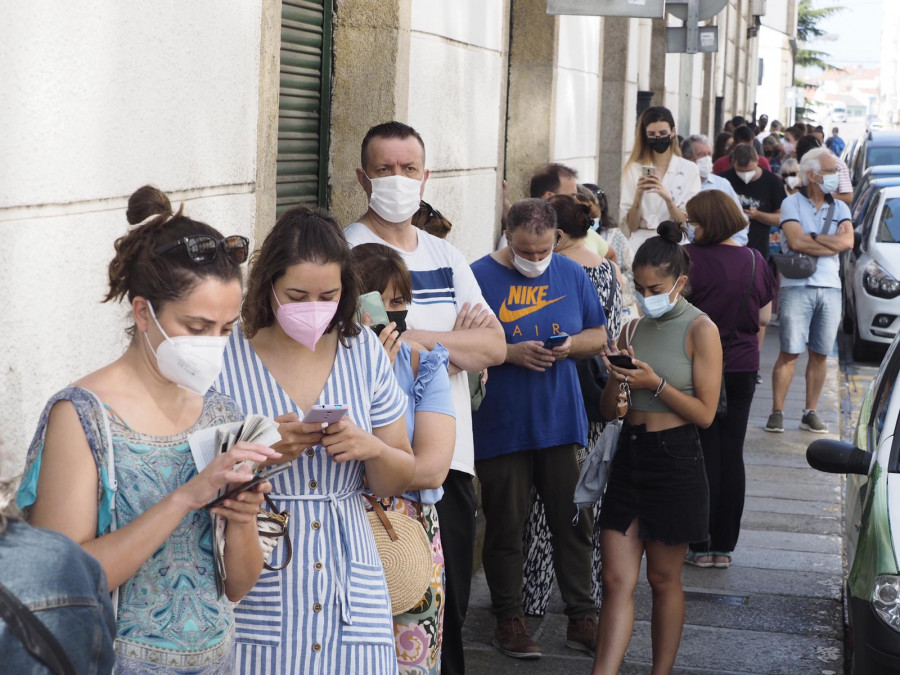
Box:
[765,147,854,434]
[681,134,749,246]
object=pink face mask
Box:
[272,286,338,351]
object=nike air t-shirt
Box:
[470,253,606,461]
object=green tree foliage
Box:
[794,0,845,121]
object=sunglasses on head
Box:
[420,201,444,225]
[155,235,250,265]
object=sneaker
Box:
[765,410,784,433]
[492,616,541,659]
[756,372,763,385]
[800,410,829,434]
[566,616,598,656]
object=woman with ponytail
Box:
[620,106,701,253]
[591,222,721,675]
[17,186,278,674]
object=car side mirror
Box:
[807,439,872,475]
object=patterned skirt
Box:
[522,422,603,616]
[365,496,445,675]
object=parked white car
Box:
[807,333,900,672]
[843,185,900,360]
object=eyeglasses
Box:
[155,235,250,265]
[783,172,797,177]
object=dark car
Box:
[850,131,900,187]
[852,171,900,222]
[807,333,900,673]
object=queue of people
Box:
[4,108,853,675]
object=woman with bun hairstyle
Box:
[591,221,722,675]
[620,106,701,253]
[17,185,279,674]
[684,191,776,570]
[216,206,415,675]
[352,242,457,674]
[522,193,622,617]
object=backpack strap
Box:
[0,580,76,675]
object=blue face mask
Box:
[635,280,679,319]
[590,217,601,232]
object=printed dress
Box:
[522,261,622,615]
[363,342,455,675]
[17,386,244,674]
[217,326,408,675]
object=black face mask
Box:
[648,136,672,154]
[373,309,408,336]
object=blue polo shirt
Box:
[470,253,606,460]
[780,191,851,289]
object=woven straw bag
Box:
[363,494,432,615]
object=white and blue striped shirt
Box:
[217,325,407,674]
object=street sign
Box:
[666,0,728,20]
[666,25,718,52]
[546,0,665,18]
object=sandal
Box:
[685,551,714,568]
[712,551,732,569]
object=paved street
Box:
[463,320,862,674]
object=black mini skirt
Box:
[598,423,709,545]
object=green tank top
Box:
[626,298,705,413]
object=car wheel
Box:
[852,322,879,362]
[842,296,854,334]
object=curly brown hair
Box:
[241,206,361,342]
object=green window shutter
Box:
[277,0,333,216]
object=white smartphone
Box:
[641,165,656,176]
[303,404,350,425]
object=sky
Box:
[808,0,883,69]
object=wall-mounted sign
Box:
[546,0,665,18]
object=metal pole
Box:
[686,0,699,54]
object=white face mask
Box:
[144,303,229,395]
[696,156,713,179]
[366,174,423,223]
[738,169,756,184]
[508,241,553,279]
[785,175,800,189]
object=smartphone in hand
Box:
[204,463,292,510]
[542,333,569,350]
[302,404,349,425]
[358,291,389,327]
[607,354,638,370]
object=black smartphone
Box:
[607,354,638,370]
[542,333,569,349]
[204,463,292,510]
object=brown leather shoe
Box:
[566,615,598,655]
[492,616,541,659]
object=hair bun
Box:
[656,220,686,245]
[126,185,172,226]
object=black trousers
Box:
[435,469,477,675]
[690,371,758,554]
[476,445,595,622]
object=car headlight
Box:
[873,576,900,631]
[863,262,900,299]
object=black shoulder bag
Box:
[772,194,835,279]
[718,249,757,416]
[0,580,76,675]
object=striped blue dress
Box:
[217,325,408,675]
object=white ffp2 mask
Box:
[367,174,423,223]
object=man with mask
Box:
[681,134,749,245]
[344,121,507,675]
[713,125,772,175]
[766,148,853,435]
[721,144,785,260]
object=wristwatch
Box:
[810,232,819,241]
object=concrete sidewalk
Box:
[462,322,846,674]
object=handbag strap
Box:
[363,493,399,542]
[723,248,757,363]
[259,494,293,572]
[822,200,836,236]
[0,580,77,675]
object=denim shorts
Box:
[598,424,709,545]
[779,286,841,355]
